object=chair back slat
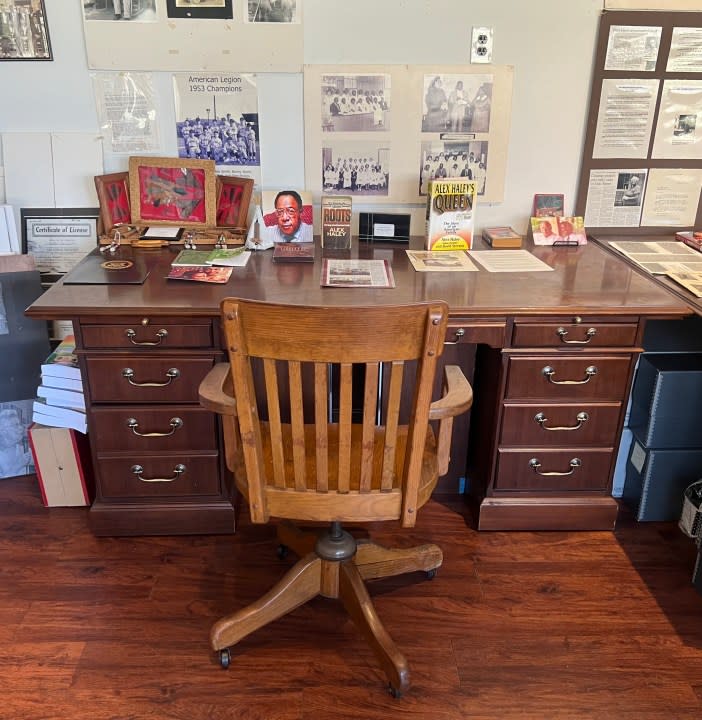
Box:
[219,299,450,526]
[263,358,286,489]
[381,361,403,491]
[337,363,353,494]
[288,360,307,491]
[359,362,379,493]
[314,362,329,492]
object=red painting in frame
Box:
[216,175,254,228]
[94,172,131,234]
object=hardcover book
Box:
[272,243,315,262]
[321,195,352,250]
[425,179,476,251]
[482,226,523,249]
[676,231,702,253]
[41,336,82,382]
[32,399,87,434]
[28,423,93,507]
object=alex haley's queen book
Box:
[425,178,476,251]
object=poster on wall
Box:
[92,72,160,154]
[246,0,301,23]
[173,73,262,185]
[305,64,513,206]
[0,0,52,60]
[82,0,157,22]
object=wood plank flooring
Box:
[1,474,701,720]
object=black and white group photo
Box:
[322,142,390,196]
[419,140,488,196]
[82,0,157,22]
[422,73,493,134]
[0,0,51,59]
[247,0,298,23]
[321,74,391,132]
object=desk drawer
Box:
[86,356,215,403]
[494,448,613,492]
[91,406,218,452]
[81,319,214,349]
[505,355,632,401]
[511,321,638,348]
[500,402,622,447]
[98,454,221,499]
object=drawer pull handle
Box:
[121,367,180,387]
[542,365,597,385]
[556,327,596,344]
[131,463,186,483]
[529,457,582,476]
[126,417,184,437]
[444,328,465,345]
[534,411,589,431]
[125,328,168,346]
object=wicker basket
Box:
[679,480,702,539]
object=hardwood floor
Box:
[2,474,701,720]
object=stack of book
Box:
[32,336,87,434]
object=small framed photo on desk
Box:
[216,176,254,228]
[533,193,565,218]
[94,172,131,235]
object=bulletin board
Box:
[575,10,702,234]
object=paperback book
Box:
[425,178,476,251]
[32,398,87,434]
[272,243,315,262]
[166,265,233,283]
[41,336,82,382]
[321,195,352,250]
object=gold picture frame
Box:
[128,156,217,228]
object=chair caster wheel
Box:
[277,544,289,560]
[219,648,231,669]
[425,569,437,580]
[388,683,402,698]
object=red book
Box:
[676,231,702,253]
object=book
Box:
[405,250,478,272]
[320,259,395,288]
[666,271,702,298]
[36,385,86,411]
[676,231,702,253]
[166,265,233,283]
[41,336,81,382]
[205,248,251,267]
[321,195,352,250]
[171,249,213,266]
[482,226,523,249]
[425,178,476,251]
[40,375,84,393]
[272,243,315,262]
[28,423,93,507]
[32,399,87,434]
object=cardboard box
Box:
[28,423,93,507]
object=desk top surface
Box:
[26,237,691,321]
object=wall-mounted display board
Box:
[81,0,303,72]
[303,64,513,207]
[576,10,702,234]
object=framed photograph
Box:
[0,0,52,61]
[94,172,131,235]
[216,176,254,228]
[166,0,233,19]
[128,156,217,228]
[533,193,565,218]
[20,207,100,282]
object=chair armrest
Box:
[429,365,473,420]
[198,363,237,416]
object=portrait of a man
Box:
[261,189,314,243]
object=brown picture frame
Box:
[128,156,216,228]
[94,172,131,234]
[216,175,254,228]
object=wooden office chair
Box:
[198,298,473,696]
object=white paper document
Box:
[652,80,702,160]
[584,169,648,227]
[604,25,661,72]
[593,79,658,159]
[667,27,702,73]
[640,168,702,226]
[469,250,553,273]
[609,240,702,275]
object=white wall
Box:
[0,0,605,234]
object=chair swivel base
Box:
[210,521,443,697]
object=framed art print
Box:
[533,193,565,218]
[0,0,52,61]
[94,172,131,234]
[216,176,254,228]
[128,156,217,227]
[166,0,234,20]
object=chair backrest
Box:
[220,298,449,528]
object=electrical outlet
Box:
[471,26,493,64]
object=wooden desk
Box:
[26,239,691,535]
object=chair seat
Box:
[232,423,440,523]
